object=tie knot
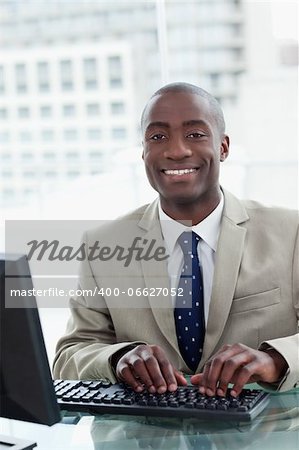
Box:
[177,231,200,255]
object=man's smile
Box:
[161,167,199,176]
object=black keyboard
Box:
[54,380,270,421]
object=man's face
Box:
[142,91,229,210]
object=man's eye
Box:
[187,132,205,138]
[150,134,166,141]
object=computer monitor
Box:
[0,253,61,427]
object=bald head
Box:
[141,82,226,137]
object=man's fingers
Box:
[117,363,144,392]
[215,351,253,396]
[196,343,254,396]
[116,344,187,393]
[193,344,286,397]
[197,345,236,395]
[146,346,188,392]
[116,347,157,392]
[190,373,203,385]
[229,362,262,397]
[140,348,169,393]
[174,370,189,386]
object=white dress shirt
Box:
[158,193,224,326]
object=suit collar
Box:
[138,188,250,231]
[221,188,249,225]
[138,198,160,232]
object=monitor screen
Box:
[0,254,61,426]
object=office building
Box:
[0,42,135,205]
[0,0,247,205]
[0,0,296,209]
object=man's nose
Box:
[163,137,192,160]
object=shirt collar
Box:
[158,192,224,254]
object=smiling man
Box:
[141,84,229,225]
[53,82,299,397]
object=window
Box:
[22,152,34,160]
[66,151,79,159]
[108,56,123,88]
[0,66,5,93]
[86,103,100,116]
[87,128,101,140]
[2,171,12,178]
[19,131,32,142]
[18,107,30,118]
[45,171,57,178]
[24,188,35,196]
[40,105,52,117]
[112,127,126,139]
[210,73,220,89]
[89,151,103,172]
[60,60,73,91]
[89,151,102,159]
[0,108,7,118]
[1,152,11,160]
[63,104,76,117]
[232,48,243,61]
[43,152,56,159]
[3,189,14,198]
[83,58,98,90]
[64,129,78,141]
[67,170,80,178]
[37,62,50,92]
[90,169,102,175]
[0,131,9,142]
[15,63,27,93]
[41,129,54,141]
[23,170,36,178]
[111,102,125,115]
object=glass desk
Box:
[0,387,298,450]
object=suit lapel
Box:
[200,190,249,366]
[138,202,181,356]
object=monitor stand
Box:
[0,434,36,450]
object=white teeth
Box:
[164,168,197,176]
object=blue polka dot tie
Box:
[174,231,205,372]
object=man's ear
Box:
[220,135,230,162]
[142,148,144,160]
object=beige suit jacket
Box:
[53,190,299,391]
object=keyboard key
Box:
[217,404,228,411]
[195,402,206,409]
[184,402,195,409]
[168,401,179,408]
[123,397,134,405]
[158,400,168,407]
[206,403,217,410]
[237,406,249,412]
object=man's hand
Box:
[190,343,288,397]
[116,344,187,394]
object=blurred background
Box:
[0,0,298,365]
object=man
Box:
[53,82,299,397]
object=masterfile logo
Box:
[26,237,168,266]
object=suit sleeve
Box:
[258,224,299,392]
[52,232,146,382]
